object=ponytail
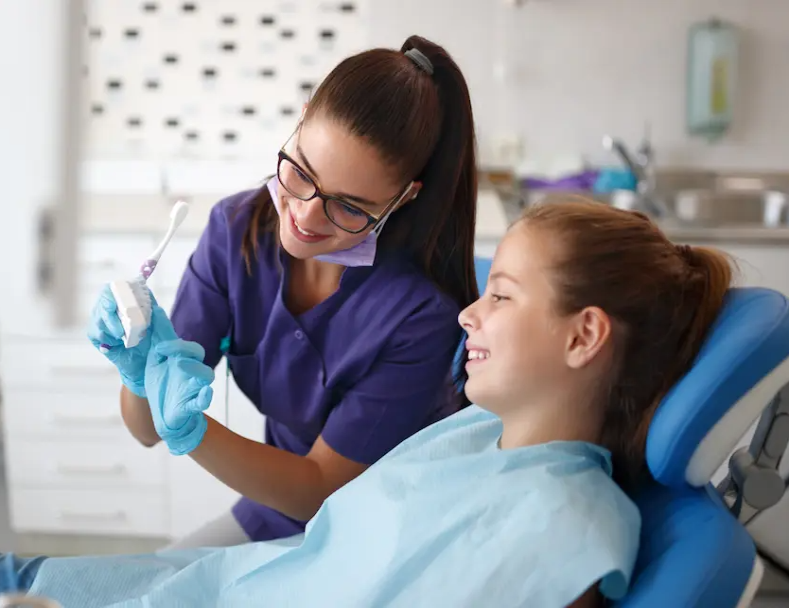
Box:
[521,200,735,491]
[673,245,733,368]
[390,36,479,310]
[390,36,479,406]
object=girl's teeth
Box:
[469,350,490,360]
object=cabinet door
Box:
[167,453,239,540]
[166,358,265,539]
[687,243,789,296]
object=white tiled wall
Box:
[81,0,369,162]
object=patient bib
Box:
[30,406,641,607]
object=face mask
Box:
[267,176,391,267]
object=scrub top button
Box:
[294,330,304,340]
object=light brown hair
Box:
[520,196,734,490]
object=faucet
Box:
[602,124,671,218]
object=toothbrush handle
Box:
[141,201,189,281]
[147,224,178,265]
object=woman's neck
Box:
[285,256,345,316]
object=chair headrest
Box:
[469,258,789,489]
[648,287,789,488]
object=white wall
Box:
[370,0,789,171]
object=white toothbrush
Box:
[139,200,190,281]
[101,201,190,351]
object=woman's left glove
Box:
[144,306,215,456]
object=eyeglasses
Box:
[276,131,412,234]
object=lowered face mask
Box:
[266,177,389,267]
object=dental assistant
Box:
[88,35,479,549]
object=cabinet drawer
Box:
[1,336,119,390]
[155,289,177,315]
[9,488,168,537]
[6,437,167,488]
[78,234,159,290]
[149,236,197,291]
[3,387,126,439]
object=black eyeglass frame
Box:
[276,129,413,235]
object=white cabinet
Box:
[166,360,265,539]
[11,488,169,538]
[717,244,789,296]
[0,213,265,541]
[1,338,171,538]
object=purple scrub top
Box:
[170,189,463,541]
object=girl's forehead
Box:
[492,225,557,287]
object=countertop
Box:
[77,191,789,246]
[491,189,789,246]
[654,222,789,245]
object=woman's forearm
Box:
[189,417,336,522]
[119,386,161,447]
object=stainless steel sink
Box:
[619,170,789,228]
[502,168,789,231]
[663,188,789,228]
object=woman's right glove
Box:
[86,283,152,398]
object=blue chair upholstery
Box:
[470,257,789,607]
[473,257,493,295]
[619,483,759,607]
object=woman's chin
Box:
[280,225,319,259]
[280,239,312,260]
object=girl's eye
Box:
[491,293,509,303]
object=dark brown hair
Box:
[520,197,734,490]
[241,35,479,403]
[241,35,478,300]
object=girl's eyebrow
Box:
[490,271,520,285]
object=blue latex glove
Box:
[86,283,155,397]
[144,305,214,455]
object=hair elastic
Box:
[676,243,694,262]
[404,48,434,76]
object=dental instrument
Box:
[100,200,190,352]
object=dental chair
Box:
[471,257,789,607]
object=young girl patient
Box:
[10,198,732,607]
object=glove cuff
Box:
[120,374,147,398]
[166,414,208,456]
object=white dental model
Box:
[106,200,190,350]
